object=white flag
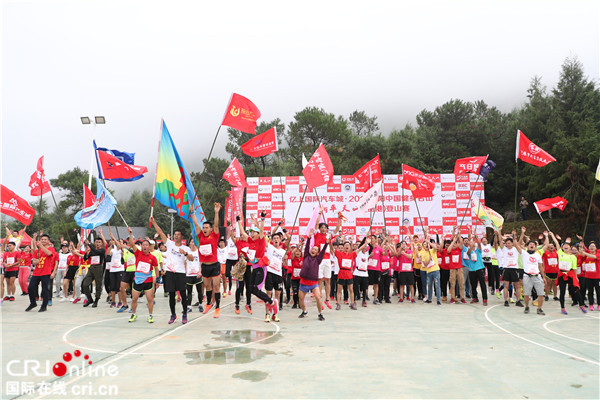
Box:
[357,181,382,215]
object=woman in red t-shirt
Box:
[19,245,33,296]
[579,242,600,310]
[332,238,368,311]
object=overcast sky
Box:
[1,0,598,206]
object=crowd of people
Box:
[1,206,599,324]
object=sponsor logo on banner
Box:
[247,177,259,185]
[342,226,356,235]
[429,226,443,234]
[343,184,352,192]
[384,183,398,192]
[441,174,455,182]
[414,217,428,226]
[456,191,470,199]
[258,193,271,202]
[286,176,299,184]
[456,175,469,182]
[259,177,272,185]
[385,217,399,226]
[272,185,284,193]
[383,175,397,183]
[341,175,355,184]
[246,202,258,210]
[443,217,457,225]
[456,182,470,191]
[247,194,258,202]
[327,183,341,192]
[441,183,455,191]
[442,209,457,217]
[299,218,310,226]
[258,185,270,193]
[427,174,441,183]
[271,209,283,218]
[442,200,456,208]
[247,185,258,194]
[356,218,371,226]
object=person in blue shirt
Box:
[466,227,488,305]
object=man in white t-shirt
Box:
[56,244,70,300]
[514,231,545,315]
[496,228,524,308]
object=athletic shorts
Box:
[109,271,123,292]
[337,278,353,286]
[368,270,381,285]
[65,265,79,280]
[164,271,187,292]
[264,272,283,291]
[545,272,558,280]
[523,274,544,296]
[4,270,18,279]
[502,269,520,283]
[518,269,524,280]
[318,259,332,279]
[299,283,319,293]
[133,281,154,293]
[202,262,221,278]
[121,271,135,285]
[220,263,226,275]
[186,276,202,286]
[398,271,415,285]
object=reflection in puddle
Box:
[184,347,274,365]
[210,329,280,344]
[233,370,269,382]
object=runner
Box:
[26,233,58,312]
[513,228,545,315]
[332,235,368,310]
[64,242,81,302]
[217,238,228,298]
[420,236,441,305]
[265,229,286,322]
[313,211,342,310]
[447,227,466,304]
[81,236,106,308]
[225,221,239,300]
[496,228,524,308]
[125,228,159,323]
[185,240,203,313]
[353,237,370,307]
[152,217,193,324]
[396,240,415,303]
[378,233,393,304]
[439,239,451,302]
[191,203,223,319]
[370,234,384,304]
[71,243,90,304]
[106,232,127,308]
[540,231,559,302]
[2,237,21,301]
[232,216,252,315]
[289,244,303,309]
[18,245,33,296]
[578,241,600,311]
[549,231,586,314]
[298,230,329,321]
[467,228,488,306]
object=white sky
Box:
[1,0,599,204]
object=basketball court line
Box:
[543,318,600,346]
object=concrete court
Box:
[1,287,599,400]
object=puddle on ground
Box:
[210,329,280,345]
[232,370,269,382]
[570,384,582,388]
[184,347,275,365]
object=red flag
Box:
[241,127,278,157]
[402,164,435,198]
[223,158,248,187]
[0,185,36,225]
[302,144,334,191]
[454,156,487,175]
[226,187,245,225]
[83,183,96,207]
[97,150,148,180]
[353,155,382,192]
[534,196,568,213]
[28,156,51,196]
[516,130,556,167]
[221,93,261,134]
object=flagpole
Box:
[150,119,164,225]
[48,187,73,243]
[380,182,387,232]
[290,185,308,243]
[413,197,427,238]
[582,179,597,239]
[514,160,519,216]
[458,174,481,232]
[535,207,551,233]
[401,182,405,241]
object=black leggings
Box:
[169,290,188,315]
[469,269,488,301]
[235,267,252,306]
[486,262,500,291]
[330,273,338,299]
[440,269,449,297]
[250,268,272,304]
[291,279,300,306]
[186,282,202,305]
[586,278,600,305]
[378,273,391,301]
[558,276,584,308]
[353,276,368,301]
[284,271,291,302]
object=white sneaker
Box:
[60,297,68,302]
[67,297,74,302]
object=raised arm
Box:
[127,228,139,253]
[150,217,169,244]
[237,216,249,241]
[549,231,560,250]
[98,229,108,248]
[332,212,343,235]
[213,203,222,235]
[258,211,265,240]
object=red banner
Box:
[1,185,36,225]
[302,144,334,191]
[402,164,434,198]
[353,155,382,192]
[226,186,245,225]
[241,127,278,157]
[223,157,248,187]
[28,156,51,196]
[534,196,568,213]
[221,93,261,134]
[516,130,556,167]
[97,150,148,180]
[454,156,487,175]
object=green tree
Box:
[49,167,97,214]
[349,110,379,137]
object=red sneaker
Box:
[410,299,415,303]
[202,304,213,314]
[398,298,404,303]
[483,300,488,306]
[460,298,467,304]
[325,300,332,309]
[450,298,456,304]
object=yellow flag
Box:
[596,158,600,181]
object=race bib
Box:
[401,263,412,272]
[583,263,596,272]
[91,256,100,265]
[341,259,352,269]
[199,244,212,256]
[247,249,256,260]
[576,266,582,275]
[293,268,301,277]
[444,257,450,265]
[381,261,390,270]
[558,260,571,272]
[137,261,151,274]
[427,260,434,269]
[6,257,14,265]
[416,257,422,264]
[470,253,477,262]
[368,259,378,267]
[451,255,459,264]
[228,247,237,256]
[462,252,468,260]
[548,258,558,266]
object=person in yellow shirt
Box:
[411,236,425,300]
[420,237,441,304]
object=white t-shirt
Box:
[266,244,286,276]
[353,250,369,277]
[502,247,519,269]
[217,247,227,264]
[110,248,124,272]
[331,255,340,274]
[226,238,238,261]
[521,250,542,275]
[480,244,492,261]
[58,253,69,270]
[164,239,190,274]
[186,253,201,277]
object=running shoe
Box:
[335,303,341,310]
[117,302,122,307]
[524,306,530,314]
[350,303,357,310]
[537,309,545,315]
[48,300,53,306]
[450,298,456,304]
[581,306,588,314]
[60,297,68,302]
[515,301,524,308]
[72,298,80,304]
[38,306,47,312]
[561,308,568,315]
[265,314,271,323]
[202,304,213,314]
[398,298,404,303]
[198,305,204,313]
[470,299,478,304]
[235,305,240,314]
[504,301,509,307]
[590,305,595,311]
[509,298,515,303]
[460,298,467,304]
[271,298,279,315]
[483,300,488,306]
[129,314,137,323]
[129,308,133,313]
[324,300,332,309]
[168,314,177,324]
[228,291,231,296]
[117,305,128,313]
[298,311,308,318]
[223,292,227,298]
[385,299,392,303]
[318,313,325,321]
[182,314,188,324]
[410,299,415,303]
[213,308,220,319]
[91,300,98,308]
[553,297,559,301]
[272,314,280,322]
[147,315,154,323]
[193,302,200,307]
[533,300,538,306]
[110,302,116,308]
[437,301,441,305]
[25,304,36,312]
[544,296,549,301]
[442,297,447,302]
[187,307,193,313]
[496,291,501,299]
[245,304,252,315]
[176,294,181,302]
[425,300,432,304]
[362,300,367,307]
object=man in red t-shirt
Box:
[26,233,58,312]
[2,238,21,301]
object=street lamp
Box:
[80,116,106,188]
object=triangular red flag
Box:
[241,127,278,157]
[454,156,488,175]
[223,158,248,187]
[533,197,568,213]
[221,93,261,134]
[302,144,334,191]
[402,164,435,198]
[353,155,382,192]
[28,156,51,196]
[516,130,556,167]
[97,150,148,180]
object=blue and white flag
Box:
[74,178,117,229]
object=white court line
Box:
[543,318,600,346]
[484,305,600,366]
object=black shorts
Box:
[133,281,154,292]
[337,278,353,286]
[368,270,381,285]
[110,271,123,292]
[399,271,415,285]
[502,269,520,283]
[201,262,221,278]
[517,269,524,280]
[121,271,135,285]
[164,271,187,292]
[545,272,558,280]
[186,276,202,286]
[65,265,79,280]
[225,259,237,278]
[264,272,283,291]
[4,270,18,279]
